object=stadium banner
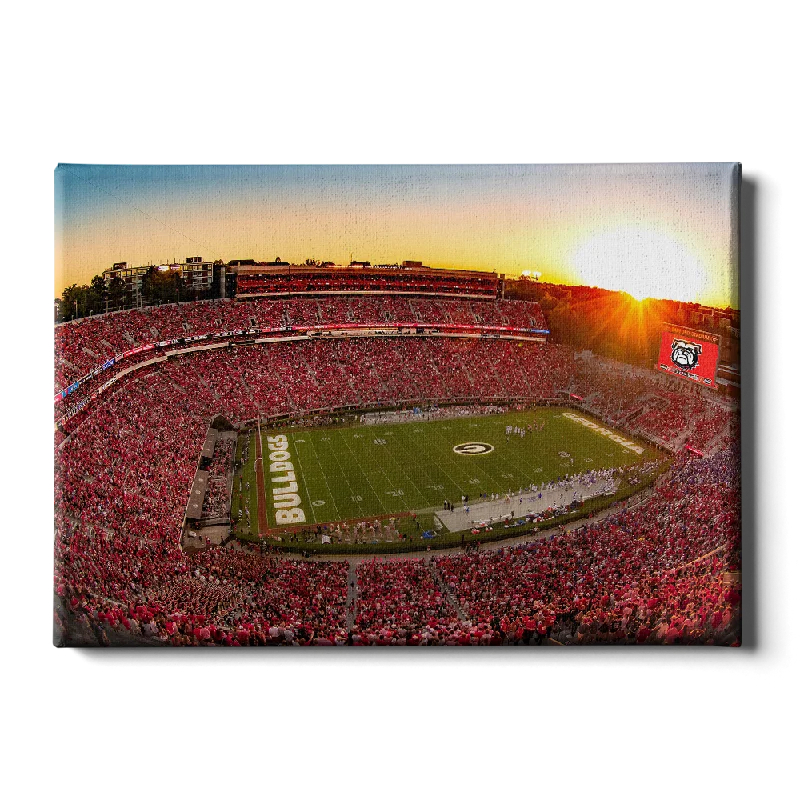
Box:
[61,396,90,423]
[97,374,119,396]
[290,322,548,335]
[90,357,115,378]
[118,343,155,361]
[657,325,720,388]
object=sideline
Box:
[253,423,269,536]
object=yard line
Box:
[380,424,428,504]
[389,423,462,505]
[476,426,542,489]
[428,413,539,495]
[288,430,320,525]
[352,424,419,511]
[304,431,343,520]
[313,430,368,518]
[470,410,554,489]
[335,429,389,514]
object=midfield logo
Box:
[453,442,495,455]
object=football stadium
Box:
[54,263,741,646]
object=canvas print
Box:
[54,163,741,646]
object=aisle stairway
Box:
[346,562,358,632]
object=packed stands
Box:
[634,389,708,444]
[58,335,575,425]
[353,560,461,645]
[57,442,740,646]
[54,296,549,399]
[568,361,659,424]
[234,264,499,299]
[54,293,740,646]
[685,406,738,451]
[435,448,740,645]
[568,358,730,449]
[56,375,207,545]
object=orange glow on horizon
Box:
[55,164,739,309]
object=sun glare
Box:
[571,226,708,303]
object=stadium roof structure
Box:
[201,429,218,460]
[228,259,497,279]
[186,470,209,520]
[232,263,498,279]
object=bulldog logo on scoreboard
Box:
[453,442,495,455]
[670,339,702,370]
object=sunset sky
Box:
[55,163,739,308]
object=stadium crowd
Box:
[56,375,205,546]
[56,423,739,647]
[634,389,709,444]
[352,560,462,645]
[59,335,577,426]
[54,295,740,646]
[567,361,658,423]
[434,448,740,645]
[55,297,548,394]
[685,407,737,451]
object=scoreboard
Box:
[657,325,720,388]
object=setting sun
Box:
[55,164,738,308]
[571,226,708,303]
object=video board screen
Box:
[657,325,720,388]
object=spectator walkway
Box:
[346,562,358,631]
[428,563,470,624]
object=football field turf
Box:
[232,407,661,536]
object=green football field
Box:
[231,407,661,538]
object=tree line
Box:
[55,266,207,322]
